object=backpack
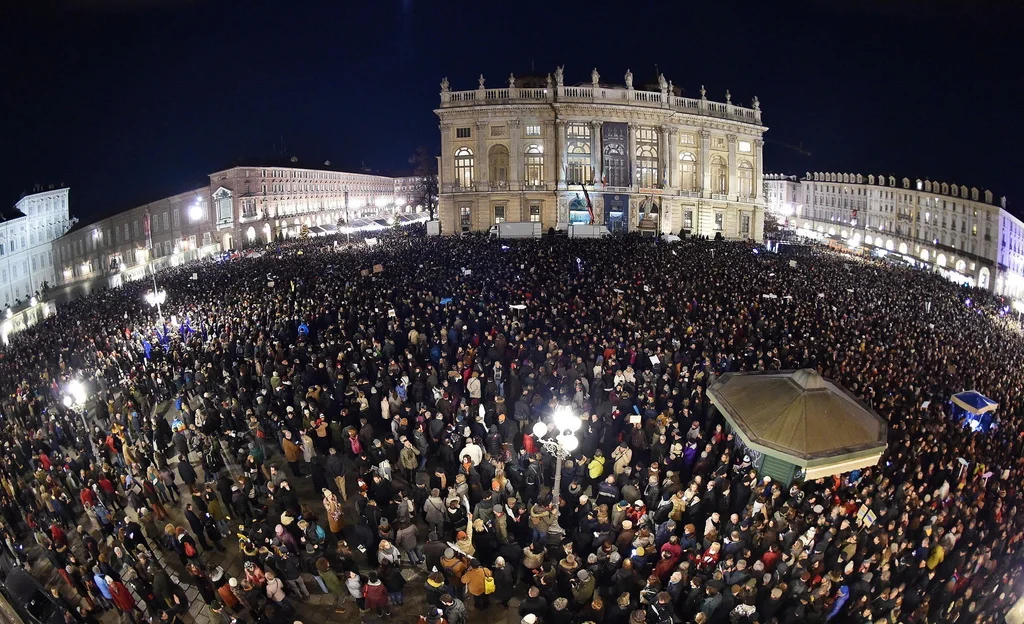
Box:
[483,571,495,595]
[315,524,326,541]
[183,541,197,557]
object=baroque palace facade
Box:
[435,67,767,239]
[53,162,415,289]
[766,172,1024,298]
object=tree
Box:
[409,146,439,221]
[763,212,782,237]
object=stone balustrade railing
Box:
[440,85,762,125]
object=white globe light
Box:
[189,203,203,221]
[557,434,579,452]
[532,422,548,439]
[62,396,73,408]
[552,405,581,433]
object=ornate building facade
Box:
[53,163,416,289]
[435,67,767,239]
[765,172,1024,298]
[1,187,73,308]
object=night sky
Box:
[2,0,1021,222]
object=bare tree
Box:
[409,146,439,221]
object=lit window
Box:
[738,161,753,198]
[738,140,752,153]
[524,145,544,186]
[711,156,727,193]
[459,203,472,230]
[566,123,592,185]
[454,147,475,188]
[679,152,697,192]
[679,134,696,146]
[494,205,506,224]
[714,211,724,230]
[529,204,541,222]
[634,127,659,188]
[525,125,541,137]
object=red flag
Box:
[580,185,595,225]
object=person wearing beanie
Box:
[572,569,596,605]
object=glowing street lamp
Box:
[189,200,204,222]
[64,379,96,456]
[532,405,582,531]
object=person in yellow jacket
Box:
[588,450,606,483]
[459,560,492,609]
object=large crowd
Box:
[1,230,1023,624]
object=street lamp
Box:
[145,287,167,323]
[189,200,204,222]
[532,405,581,532]
[64,379,96,457]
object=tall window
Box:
[529,204,541,222]
[454,148,475,188]
[741,213,751,236]
[566,123,592,185]
[738,160,753,198]
[494,205,506,224]
[714,211,724,230]
[459,203,472,230]
[524,145,544,186]
[488,144,509,186]
[635,126,659,188]
[711,156,727,194]
[684,210,693,229]
[679,152,697,192]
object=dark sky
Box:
[1,0,1021,221]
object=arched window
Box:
[524,145,544,186]
[679,152,697,192]
[635,146,658,188]
[634,126,659,188]
[488,144,509,186]
[738,160,753,198]
[711,156,727,194]
[454,148,474,188]
[566,123,593,185]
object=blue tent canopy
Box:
[951,390,999,432]
[951,391,999,415]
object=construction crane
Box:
[766,139,812,158]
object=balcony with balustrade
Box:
[439,82,762,126]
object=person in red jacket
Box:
[107,576,139,623]
[362,572,390,617]
[80,485,96,508]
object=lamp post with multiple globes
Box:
[532,404,582,532]
[62,379,97,456]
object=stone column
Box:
[667,128,678,189]
[509,120,522,190]
[699,130,711,196]
[556,120,568,188]
[727,134,737,199]
[543,120,557,186]
[627,123,638,188]
[659,126,671,188]
[476,121,488,190]
[439,123,452,188]
[591,120,603,186]
[754,139,765,200]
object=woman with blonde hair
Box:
[322,488,345,538]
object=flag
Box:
[580,185,595,225]
[143,212,153,250]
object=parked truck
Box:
[567,224,611,238]
[488,222,542,239]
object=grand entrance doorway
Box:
[604,194,628,234]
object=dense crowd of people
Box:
[0,230,1023,624]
